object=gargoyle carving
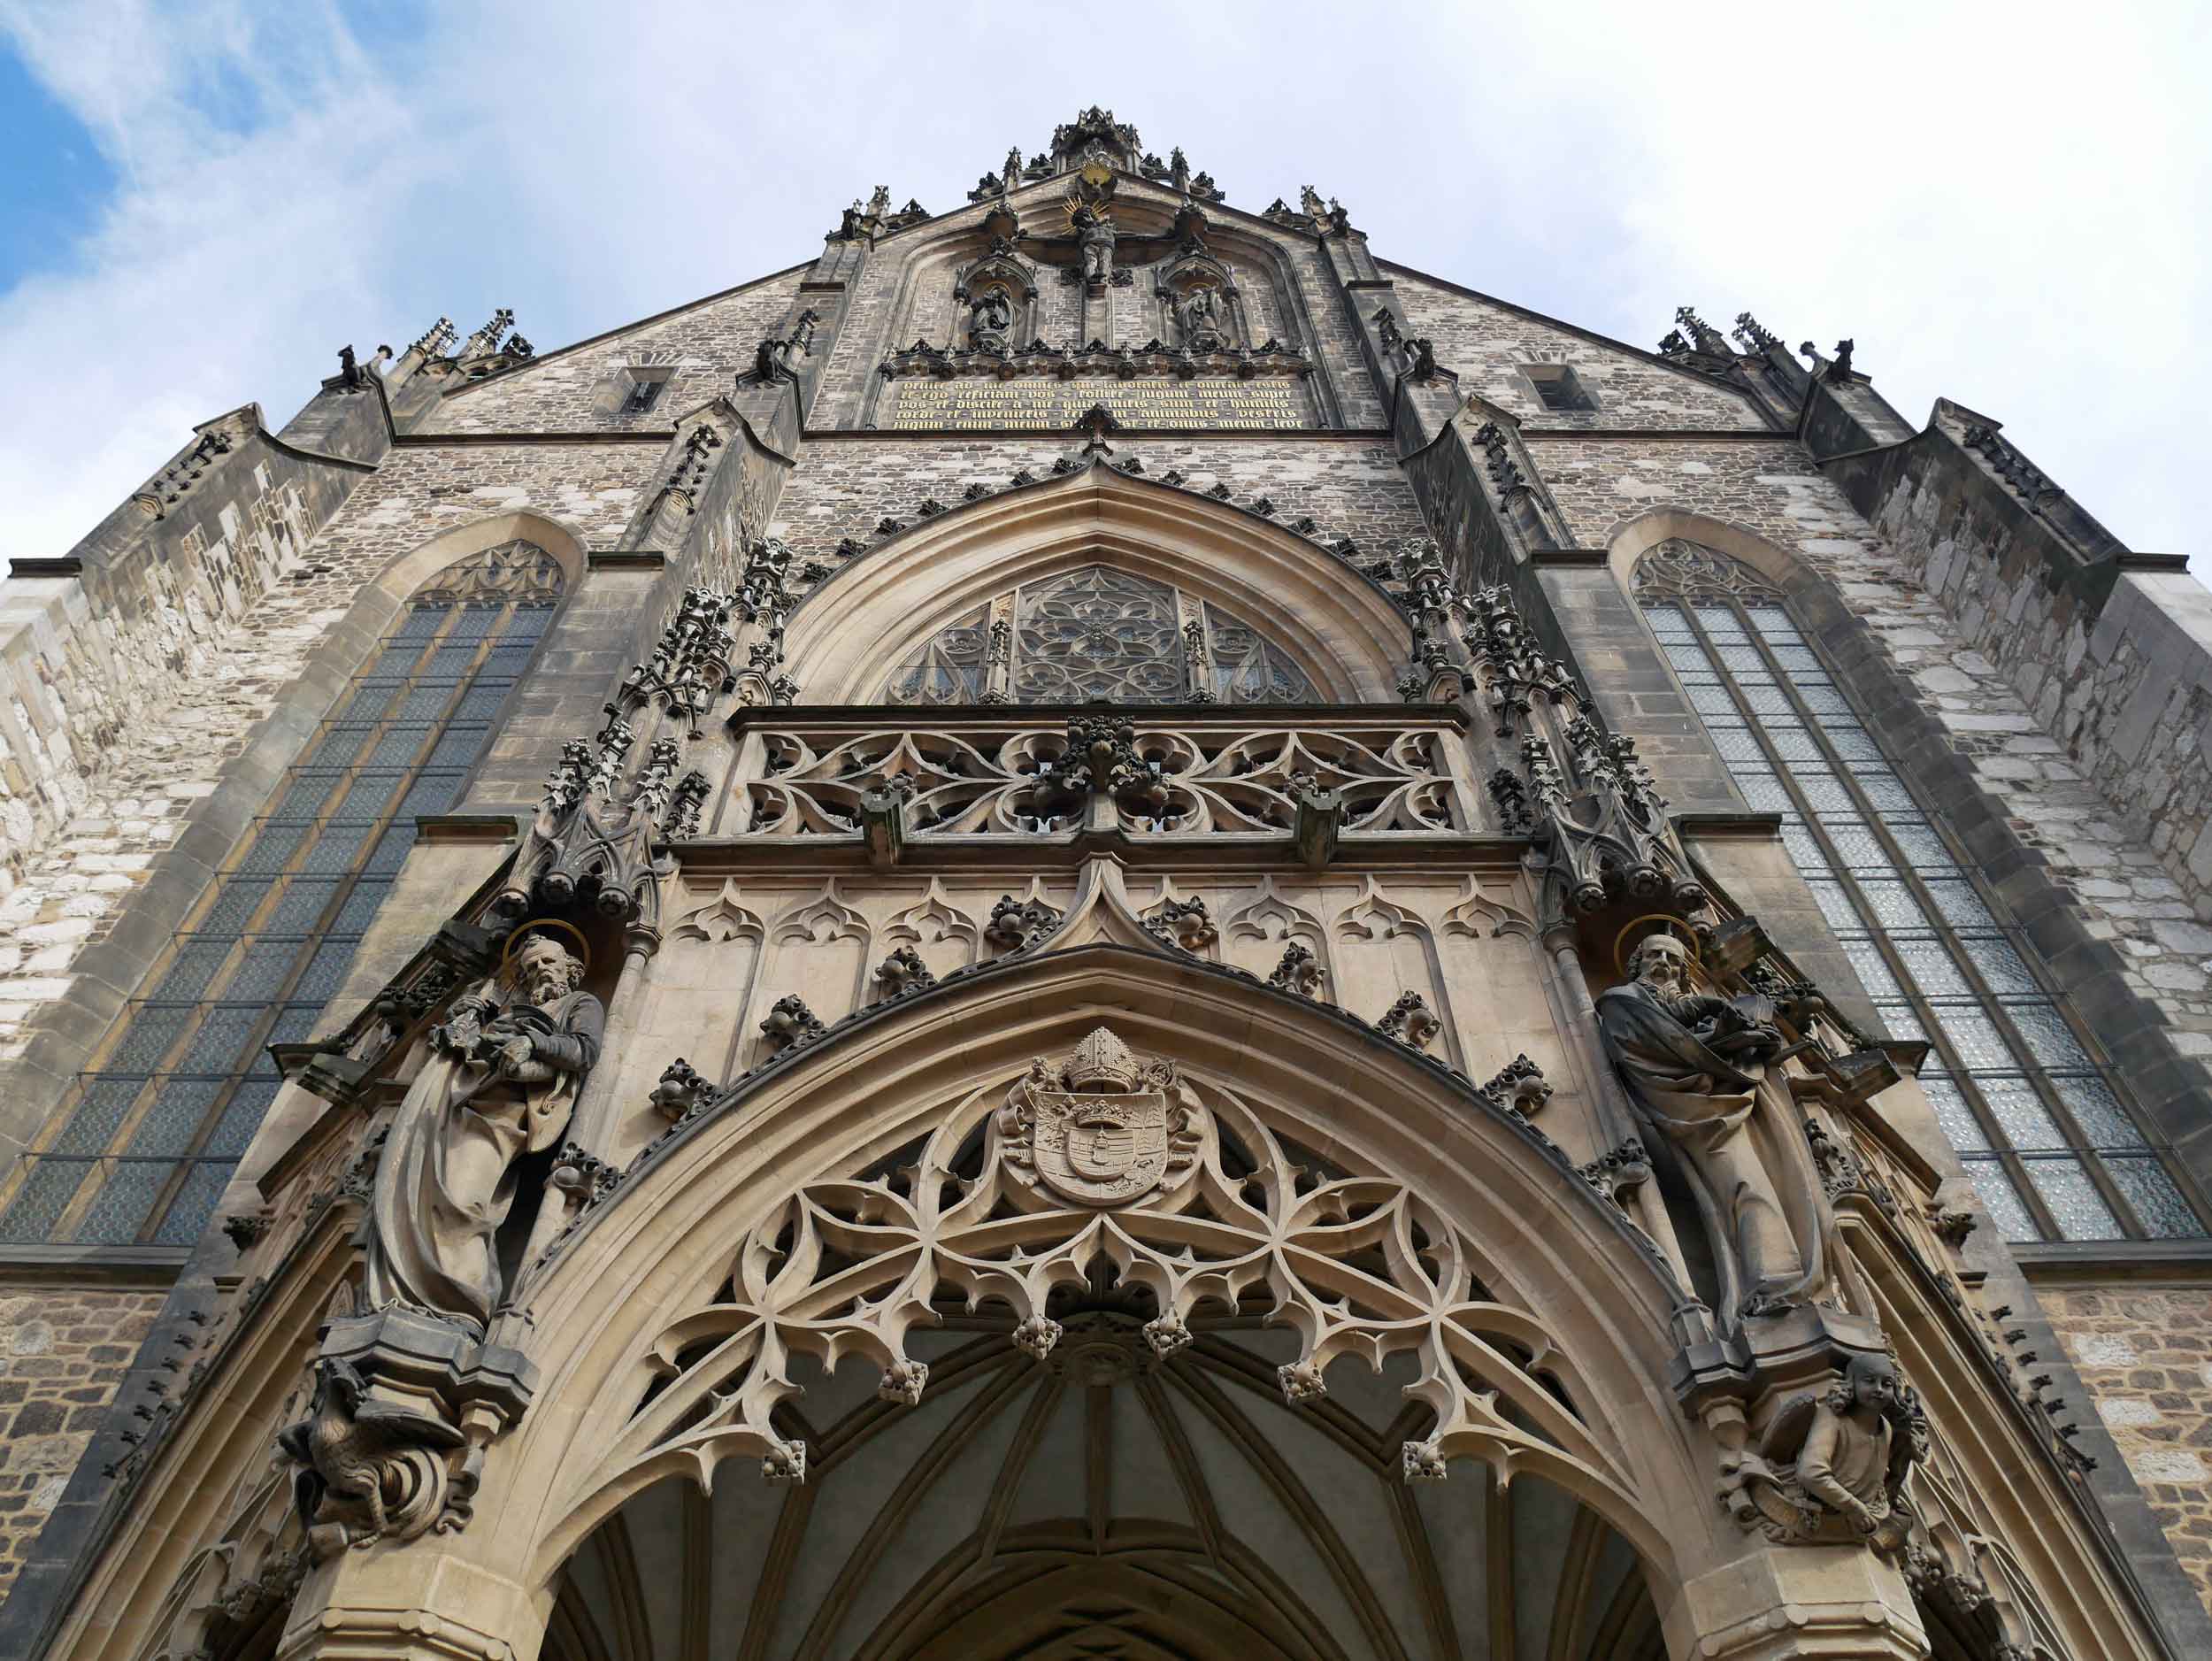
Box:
[278,1358,465,1559]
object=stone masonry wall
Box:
[1389,272,1765,432]
[1523,434,2212,1050]
[419,272,807,435]
[772,435,1425,569]
[0,441,653,1065]
[0,1285,162,1600]
[2046,1281,2212,1619]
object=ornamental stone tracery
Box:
[561,1025,1645,1538]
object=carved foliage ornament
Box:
[568,1029,1637,1523]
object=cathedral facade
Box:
[0,108,2208,1658]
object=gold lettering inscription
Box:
[885,379,1313,431]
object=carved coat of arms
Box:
[996,1027,1201,1208]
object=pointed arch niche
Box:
[782,466,1408,704]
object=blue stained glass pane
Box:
[1805,880,1864,932]
[333,880,390,934]
[453,684,512,720]
[2055,1076,2145,1148]
[0,1159,95,1241]
[2021,1156,2122,1239]
[234,824,309,875]
[364,727,434,767]
[1738,776,1793,812]
[226,939,303,1001]
[293,942,358,1001]
[446,605,499,641]
[72,1161,170,1244]
[300,823,374,873]
[296,724,373,771]
[265,1005,323,1053]
[1962,1157,2041,1241]
[270,774,344,819]
[150,942,230,1003]
[206,1082,280,1157]
[2007,1004,2094,1071]
[2105,1156,2202,1237]
[1837,937,1903,1000]
[1931,1004,2017,1069]
[331,774,405,820]
[50,1080,142,1155]
[107,1007,192,1071]
[154,1162,236,1246]
[428,726,489,767]
[393,606,447,641]
[340,681,403,723]
[399,774,463,818]
[1892,935,1972,996]
[1920,1079,1991,1151]
[426,644,484,680]
[366,826,416,875]
[1976,1076,2065,1150]
[126,1080,224,1157]
[398,684,457,719]
[267,879,340,934]
[184,1007,265,1073]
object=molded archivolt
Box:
[782,465,1408,704]
[490,948,1704,1596]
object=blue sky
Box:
[2,1,2207,565]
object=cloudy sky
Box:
[2,1,2205,565]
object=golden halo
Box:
[500,918,592,978]
[1612,914,1699,977]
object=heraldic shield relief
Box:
[995,1026,1203,1207]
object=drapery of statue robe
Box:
[366,987,603,1330]
[1595,981,1806,1309]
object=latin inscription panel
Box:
[884,378,1314,431]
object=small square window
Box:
[621,376,667,415]
[1524,364,1597,412]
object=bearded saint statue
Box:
[365,933,603,1329]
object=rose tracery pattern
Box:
[565,1033,1641,1531]
[742,723,1466,836]
[882,565,1317,705]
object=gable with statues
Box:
[2,104,2208,1661]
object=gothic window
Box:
[882,565,1317,706]
[0,542,565,1251]
[1637,539,2204,1243]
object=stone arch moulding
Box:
[1601,505,1805,604]
[368,506,590,608]
[487,948,1709,1596]
[783,463,1408,703]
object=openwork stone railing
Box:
[730,712,1482,838]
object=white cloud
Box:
[1,0,2203,557]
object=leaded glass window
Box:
[1638,540,2204,1243]
[883,565,1317,705]
[0,542,564,1250]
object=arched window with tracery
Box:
[0,541,565,1250]
[883,565,1317,705]
[1637,538,2204,1243]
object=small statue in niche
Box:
[966,288,1013,354]
[1596,932,1807,1319]
[1175,285,1227,352]
[364,932,603,1330]
[1072,205,1118,285]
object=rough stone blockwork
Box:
[0,444,652,1059]
[1527,434,2212,1046]
[1389,273,1765,431]
[418,271,806,434]
[2048,1283,2212,1619]
[771,435,1427,566]
[0,1288,161,1596]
